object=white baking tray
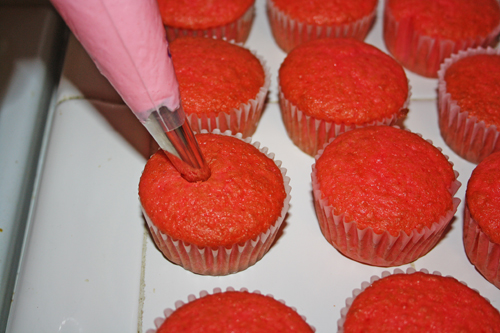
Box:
[6,0,500,332]
[0,6,66,331]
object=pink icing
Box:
[51,0,180,120]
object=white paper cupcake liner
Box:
[437,47,500,164]
[143,130,291,276]
[267,0,376,53]
[383,4,500,78]
[463,204,500,289]
[165,4,255,44]
[311,129,461,267]
[337,268,490,332]
[187,48,271,138]
[278,81,411,157]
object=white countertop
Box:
[5,0,500,332]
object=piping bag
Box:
[51,0,211,182]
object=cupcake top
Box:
[386,0,500,41]
[156,290,313,332]
[139,133,286,248]
[342,271,500,332]
[279,38,408,124]
[158,0,254,30]
[170,37,265,116]
[270,0,377,25]
[444,53,500,128]
[315,126,456,236]
[466,151,500,244]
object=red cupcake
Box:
[464,151,500,289]
[438,46,500,164]
[170,37,270,137]
[383,0,500,78]
[279,38,410,157]
[267,0,377,53]
[312,126,460,266]
[158,0,255,43]
[139,131,291,275]
[147,287,314,332]
[338,268,500,332]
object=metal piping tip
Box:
[161,121,211,182]
[144,105,211,182]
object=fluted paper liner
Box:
[146,287,315,333]
[266,0,376,53]
[142,130,291,276]
[437,47,500,164]
[464,204,500,289]
[278,82,411,157]
[383,5,500,78]
[165,4,255,44]
[187,49,271,138]
[337,268,491,332]
[311,131,461,267]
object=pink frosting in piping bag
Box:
[51,0,180,121]
[51,0,211,182]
